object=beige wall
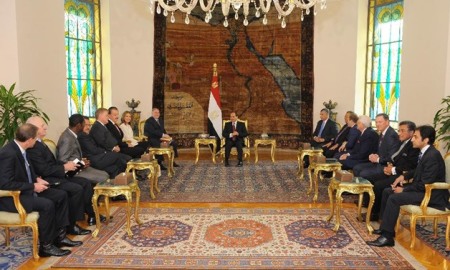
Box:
[3,0,450,140]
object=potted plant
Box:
[433,96,450,152]
[0,83,49,146]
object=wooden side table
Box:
[307,160,342,203]
[297,148,323,180]
[326,177,375,234]
[254,138,276,163]
[91,179,142,238]
[126,159,160,199]
[194,138,217,164]
[148,147,175,177]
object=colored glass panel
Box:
[364,0,403,121]
[65,0,102,117]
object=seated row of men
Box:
[310,108,449,247]
[0,107,179,257]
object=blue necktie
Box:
[318,121,325,137]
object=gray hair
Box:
[358,115,372,128]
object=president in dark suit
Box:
[365,121,420,221]
[78,116,128,178]
[144,108,179,169]
[0,124,74,257]
[323,111,358,158]
[338,115,379,170]
[353,113,401,181]
[368,125,449,247]
[222,112,248,167]
[106,107,146,159]
[311,108,338,148]
[26,116,92,235]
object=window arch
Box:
[364,0,404,121]
[65,0,102,117]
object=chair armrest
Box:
[0,190,28,223]
[420,183,450,214]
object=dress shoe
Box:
[159,164,167,170]
[67,224,91,235]
[56,237,83,248]
[87,215,107,226]
[236,161,243,167]
[373,229,382,235]
[225,161,230,167]
[366,236,395,247]
[39,243,71,257]
[173,162,180,167]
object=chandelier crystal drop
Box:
[149,0,326,28]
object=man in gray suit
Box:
[57,114,109,184]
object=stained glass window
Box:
[364,0,403,121]
[65,0,102,117]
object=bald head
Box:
[26,116,47,139]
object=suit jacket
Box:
[403,146,448,210]
[331,124,350,146]
[312,119,338,142]
[378,126,401,164]
[57,128,83,162]
[222,121,248,144]
[106,120,127,148]
[27,140,66,181]
[144,117,167,148]
[347,127,379,162]
[389,140,420,174]
[0,141,37,212]
[90,120,118,151]
[345,125,361,151]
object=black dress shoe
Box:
[67,224,91,235]
[366,236,395,247]
[39,243,71,257]
[236,161,243,167]
[87,215,107,226]
[173,162,180,167]
[159,164,167,170]
[373,229,382,235]
[57,237,83,247]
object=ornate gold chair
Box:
[220,119,250,161]
[42,138,57,158]
[0,190,40,260]
[396,153,450,249]
[134,120,148,141]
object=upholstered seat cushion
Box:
[0,211,39,224]
[400,205,450,215]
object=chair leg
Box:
[395,212,403,234]
[446,216,450,251]
[5,227,10,246]
[433,218,438,238]
[30,223,40,260]
[410,216,418,249]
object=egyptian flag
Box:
[207,63,222,152]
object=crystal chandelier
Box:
[149,0,327,28]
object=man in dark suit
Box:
[0,124,76,257]
[57,114,109,183]
[323,111,357,158]
[311,108,338,148]
[78,116,128,179]
[26,116,92,235]
[367,125,449,247]
[106,107,146,158]
[222,112,248,167]
[338,115,379,170]
[364,121,420,221]
[353,113,401,181]
[144,108,179,170]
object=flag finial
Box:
[213,63,217,76]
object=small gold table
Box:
[254,138,276,163]
[148,147,175,177]
[307,159,342,203]
[126,159,160,199]
[326,177,375,234]
[92,179,142,238]
[297,147,323,179]
[194,138,217,164]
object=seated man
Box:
[144,108,179,170]
[57,114,109,184]
[311,108,338,148]
[365,120,420,221]
[353,113,401,181]
[26,116,93,233]
[323,111,358,158]
[338,115,379,170]
[367,125,449,247]
[222,112,248,167]
[333,113,360,158]
[0,124,78,257]
[106,107,146,159]
[78,116,128,179]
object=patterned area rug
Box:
[138,160,356,203]
[0,229,33,270]
[53,207,417,269]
